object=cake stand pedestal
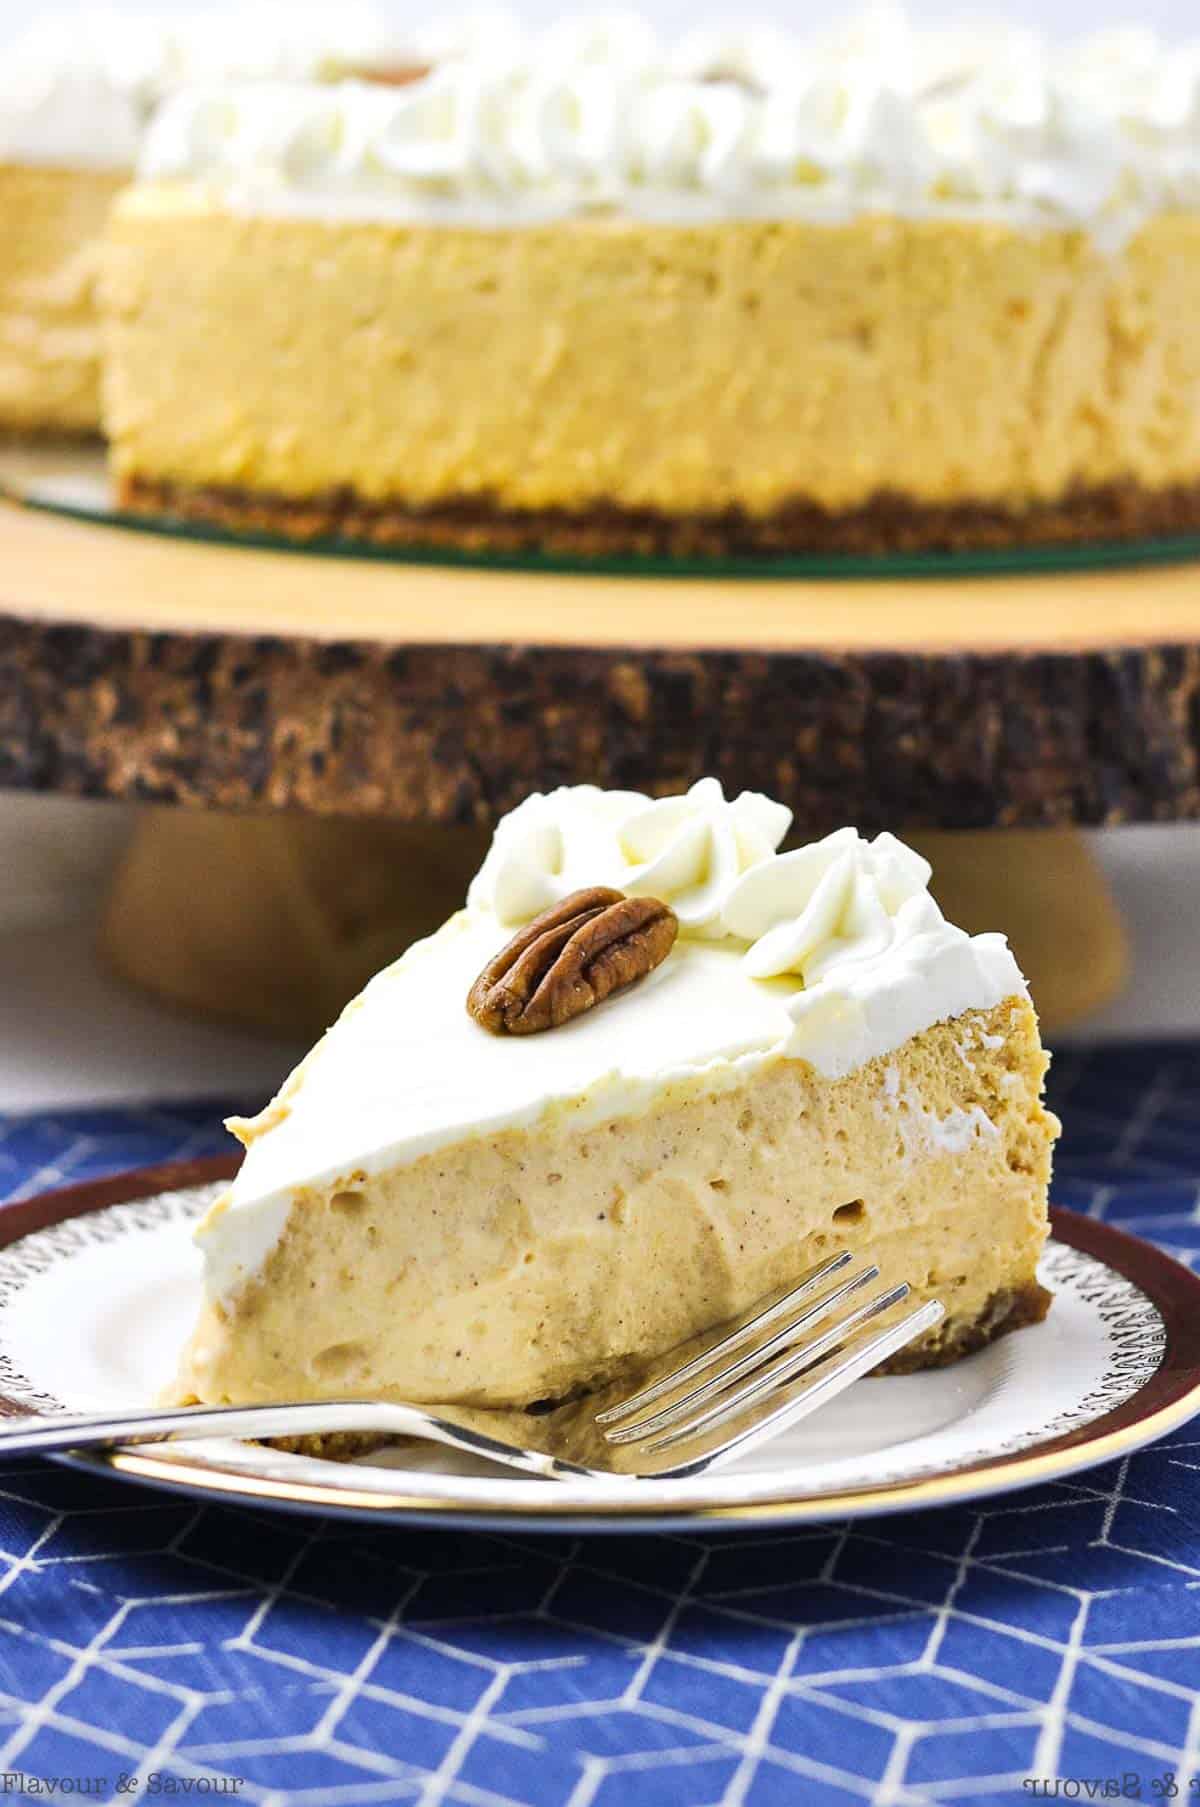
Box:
[3,491,1197,1035]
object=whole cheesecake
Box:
[0,3,477,437]
[105,13,1200,554]
[170,780,1059,1415]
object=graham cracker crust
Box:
[118,472,1200,559]
[878,1278,1053,1375]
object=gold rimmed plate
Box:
[0,1156,1198,1532]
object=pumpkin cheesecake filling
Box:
[169,781,1059,1413]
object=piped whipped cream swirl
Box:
[0,3,504,167]
[135,6,1200,240]
[467,778,791,935]
[723,826,942,984]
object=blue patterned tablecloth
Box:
[0,1044,1197,1806]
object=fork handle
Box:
[0,1399,588,1482]
[0,1400,418,1459]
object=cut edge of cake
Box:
[171,995,1056,1414]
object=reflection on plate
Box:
[5,446,1200,581]
[0,1158,1197,1532]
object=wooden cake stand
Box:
[3,468,1199,1036]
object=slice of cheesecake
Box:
[0,4,474,436]
[0,31,136,436]
[171,781,1059,1412]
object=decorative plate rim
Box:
[3,1155,1200,1530]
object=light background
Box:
[0,0,1196,40]
[2,0,1199,1106]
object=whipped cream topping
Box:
[203,780,1027,1303]
[135,6,1200,240]
[725,826,941,980]
[1,4,501,168]
[468,778,792,935]
[0,52,140,170]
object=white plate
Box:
[1,1163,1198,1532]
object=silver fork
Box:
[0,1253,942,1481]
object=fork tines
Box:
[595,1254,944,1479]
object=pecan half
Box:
[467,886,678,1035]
